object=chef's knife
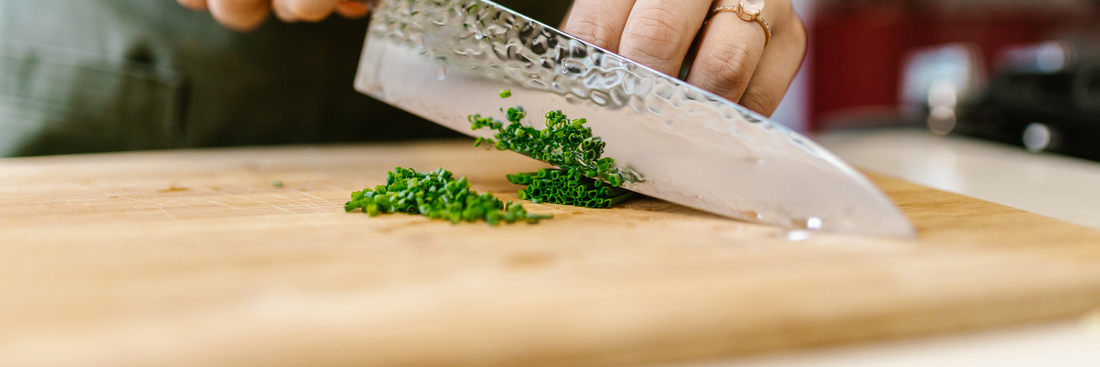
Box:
[353,0,915,237]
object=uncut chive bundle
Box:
[345,167,551,225]
[507,168,638,209]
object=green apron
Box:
[0,0,571,157]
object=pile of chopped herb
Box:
[344,90,635,224]
[508,168,638,209]
[468,89,638,209]
[345,167,551,225]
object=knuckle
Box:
[565,17,620,51]
[621,8,683,60]
[695,43,753,96]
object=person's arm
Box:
[178,0,805,117]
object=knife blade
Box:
[353,0,915,237]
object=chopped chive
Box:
[346,167,551,224]
[468,101,636,189]
[502,166,638,209]
[470,90,642,210]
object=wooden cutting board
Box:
[2,140,1100,367]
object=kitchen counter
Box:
[2,138,1099,366]
[817,128,1100,230]
[677,128,1100,367]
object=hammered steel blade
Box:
[353,0,915,237]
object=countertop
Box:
[817,128,1100,231]
[676,128,1100,367]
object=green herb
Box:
[345,167,551,225]
[468,108,631,188]
[468,93,639,209]
[273,181,284,188]
[507,168,638,209]
[499,89,512,99]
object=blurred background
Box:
[4,0,1099,161]
[777,0,1100,162]
[771,0,1100,234]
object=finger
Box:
[619,0,712,77]
[335,1,371,19]
[177,0,209,11]
[560,2,573,28]
[738,17,807,117]
[271,0,342,22]
[562,0,636,52]
[208,0,271,32]
[271,0,301,22]
[685,0,786,103]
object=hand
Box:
[176,0,371,32]
[563,0,806,117]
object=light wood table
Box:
[2,139,1100,367]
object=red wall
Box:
[809,1,1093,131]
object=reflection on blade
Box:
[354,0,915,237]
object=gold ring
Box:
[711,2,772,47]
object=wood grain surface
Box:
[2,140,1100,367]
